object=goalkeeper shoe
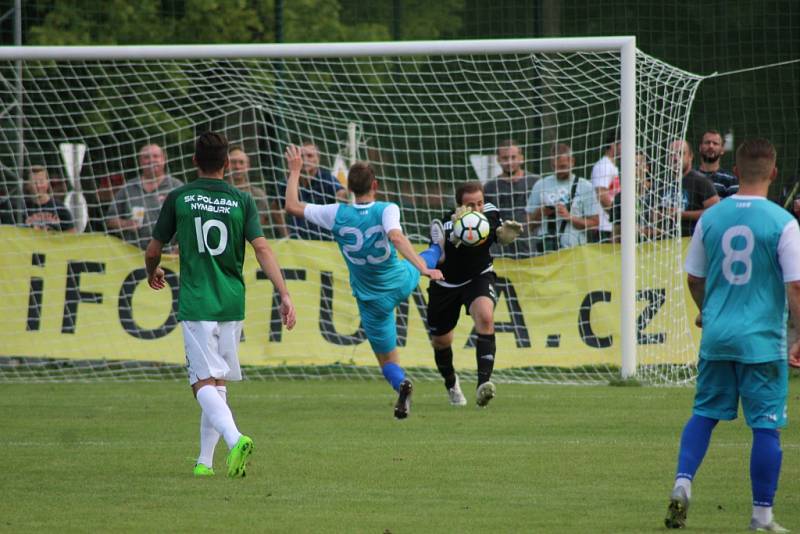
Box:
[394,379,414,420]
[475,381,496,408]
[430,218,446,254]
[193,463,215,477]
[448,375,467,406]
[226,435,254,478]
[749,519,789,533]
[664,485,689,529]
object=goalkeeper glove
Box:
[449,205,471,248]
[495,220,523,245]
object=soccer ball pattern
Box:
[453,210,490,247]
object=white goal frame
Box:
[0,37,639,379]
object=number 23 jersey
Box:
[152,178,263,322]
[305,201,415,302]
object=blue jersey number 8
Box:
[721,225,754,285]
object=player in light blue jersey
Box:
[284,145,443,419]
[665,139,800,532]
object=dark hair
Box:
[735,138,776,183]
[603,131,618,151]
[455,181,484,205]
[701,129,722,141]
[496,139,521,155]
[551,143,572,158]
[347,162,375,196]
[195,131,229,173]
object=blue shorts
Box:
[356,261,420,355]
[693,357,788,429]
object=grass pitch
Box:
[2,379,800,533]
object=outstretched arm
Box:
[251,236,296,330]
[388,229,443,281]
[284,145,307,219]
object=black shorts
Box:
[426,271,497,336]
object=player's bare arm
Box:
[388,229,443,280]
[251,236,297,330]
[144,238,166,290]
[787,281,800,367]
[687,274,706,327]
[284,144,307,218]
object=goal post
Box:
[0,37,702,384]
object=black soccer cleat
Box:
[394,379,414,420]
[664,486,689,529]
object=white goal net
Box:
[0,39,703,384]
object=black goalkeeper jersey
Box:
[438,203,502,285]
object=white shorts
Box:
[182,321,243,385]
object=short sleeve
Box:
[778,219,800,282]
[304,203,339,230]
[702,176,718,201]
[151,190,177,243]
[381,203,402,233]
[106,187,128,219]
[684,218,707,277]
[244,193,264,242]
[525,182,543,213]
[591,160,612,188]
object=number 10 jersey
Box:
[152,178,263,321]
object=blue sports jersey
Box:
[693,197,795,363]
[332,201,412,301]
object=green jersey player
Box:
[145,132,296,478]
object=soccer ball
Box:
[452,210,490,247]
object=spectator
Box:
[696,129,738,198]
[274,141,347,240]
[227,146,270,232]
[105,143,182,249]
[484,139,539,257]
[525,143,599,254]
[660,139,719,238]
[611,154,663,243]
[590,133,621,243]
[0,184,20,225]
[21,165,74,232]
[88,172,124,232]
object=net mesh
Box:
[0,46,703,383]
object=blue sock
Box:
[381,362,406,391]
[419,245,441,269]
[751,428,782,507]
[675,414,718,481]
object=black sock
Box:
[434,346,456,389]
[476,333,496,386]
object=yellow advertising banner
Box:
[0,227,700,368]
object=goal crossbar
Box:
[0,37,636,60]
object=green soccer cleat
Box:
[193,463,215,477]
[664,486,689,529]
[226,435,254,478]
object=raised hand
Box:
[285,144,303,175]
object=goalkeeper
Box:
[420,181,523,407]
